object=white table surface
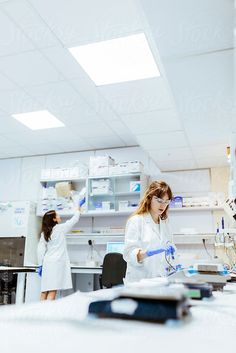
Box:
[0,282,236,353]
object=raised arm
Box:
[60,209,81,234]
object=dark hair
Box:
[132,180,173,220]
[41,210,58,242]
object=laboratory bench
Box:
[0,266,37,305]
[24,264,103,303]
[0,281,236,353]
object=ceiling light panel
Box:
[69,33,160,85]
[12,110,65,130]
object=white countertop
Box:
[0,282,235,353]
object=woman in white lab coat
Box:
[37,209,80,300]
[123,180,175,283]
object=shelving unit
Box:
[40,177,86,184]
[87,173,146,213]
[169,206,224,212]
[37,172,148,217]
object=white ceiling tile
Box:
[28,127,81,144]
[55,140,93,152]
[42,47,89,79]
[137,131,188,150]
[165,50,233,117]
[107,121,131,135]
[25,144,65,155]
[0,145,33,157]
[0,90,41,114]
[0,134,23,148]
[0,114,31,133]
[0,51,63,87]
[99,78,173,114]
[28,0,144,46]
[196,156,229,168]
[184,120,231,146]
[155,159,197,171]
[141,0,233,58]
[121,109,182,134]
[149,147,194,162]
[87,135,126,149]
[73,122,115,138]
[5,130,60,146]
[70,78,119,121]
[192,144,228,159]
[24,81,97,125]
[0,72,17,90]
[0,9,34,56]
[118,134,138,146]
[2,0,60,48]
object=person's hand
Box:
[165,244,175,257]
[38,265,42,277]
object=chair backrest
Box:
[101,252,127,288]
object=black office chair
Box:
[99,252,127,289]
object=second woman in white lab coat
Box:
[37,208,80,300]
[123,180,175,283]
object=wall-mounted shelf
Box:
[65,232,217,245]
[88,173,141,179]
[37,210,135,217]
[86,210,135,217]
[169,206,223,212]
[66,233,124,245]
[40,177,86,184]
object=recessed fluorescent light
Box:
[68,33,160,85]
[12,110,65,130]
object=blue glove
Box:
[147,245,176,258]
[146,247,166,257]
[165,245,175,257]
[38,265,43,277]
[79,197,86,207]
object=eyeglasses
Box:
[153,196,171,205]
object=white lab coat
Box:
[37,210,80,292]
[123,213,174,283]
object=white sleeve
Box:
[37,235,47,266]
[60,210,80,234]
[123,216,143,267]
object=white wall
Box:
[0,146,159,202]
[0,148,228,235]
[0,149,230,268]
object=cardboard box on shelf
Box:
[170,196,183,208]
[91,178,112,195]
[109,165,119,175]
[89,156,115,176]
[119,200,129,211]
[90,165,109,176]
[128,161,144,173]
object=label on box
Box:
[130,181,140,192]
